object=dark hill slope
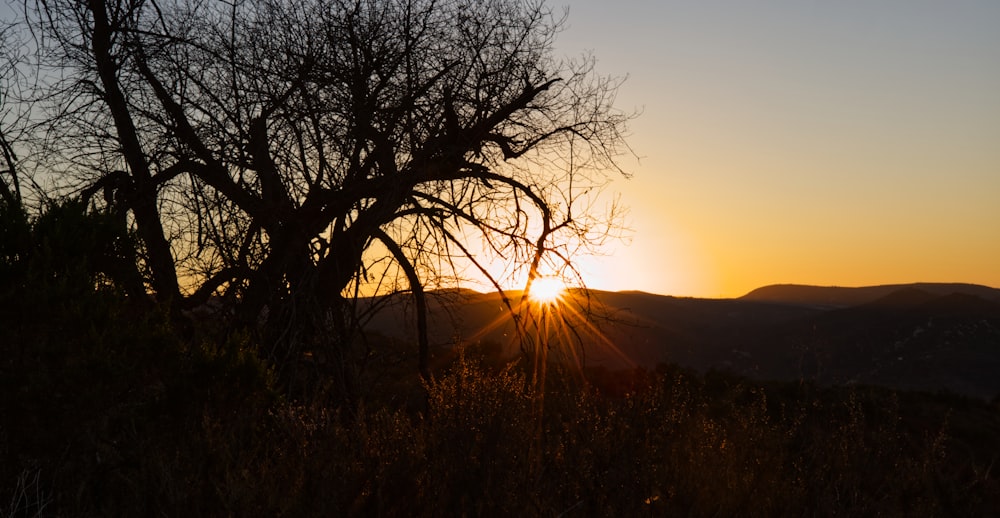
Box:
[749,289,1000,398]
[362,285,1000,399]
[742,283,1000,308]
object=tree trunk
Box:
[88,0,179,303]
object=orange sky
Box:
[555,1,1000,298]
[3,2,996,299]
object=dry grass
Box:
[2,266,999,516]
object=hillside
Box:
[740,282,1000,308]
[367,284,1000,399]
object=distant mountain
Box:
[741,283,1000,308]
[749,288,1000,397]
[363,284,1000,399]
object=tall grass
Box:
[4,339,1000,516]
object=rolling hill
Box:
[365,283,1000,399]
[741,282,1000,308]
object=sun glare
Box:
[528,276,566,305]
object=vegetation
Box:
[2,199,998,515]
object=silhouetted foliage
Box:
[18,0,631,401]
[0,198,277,516]
[0,198,28,285]
[5,303,999,517]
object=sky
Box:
[555,1,1000,298]
[2,1,997,299]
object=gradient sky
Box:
[3,1,997,298]
[556,1,1000,297]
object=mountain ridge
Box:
[740,282,1000,308]
[362,283,1000,399]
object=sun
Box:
[527,276,566,305]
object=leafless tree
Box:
[1,19,27,207]
[25,0,632,400]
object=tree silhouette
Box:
[25,0,631,400]
[0,20,25,208]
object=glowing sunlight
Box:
[527,276,567,305]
